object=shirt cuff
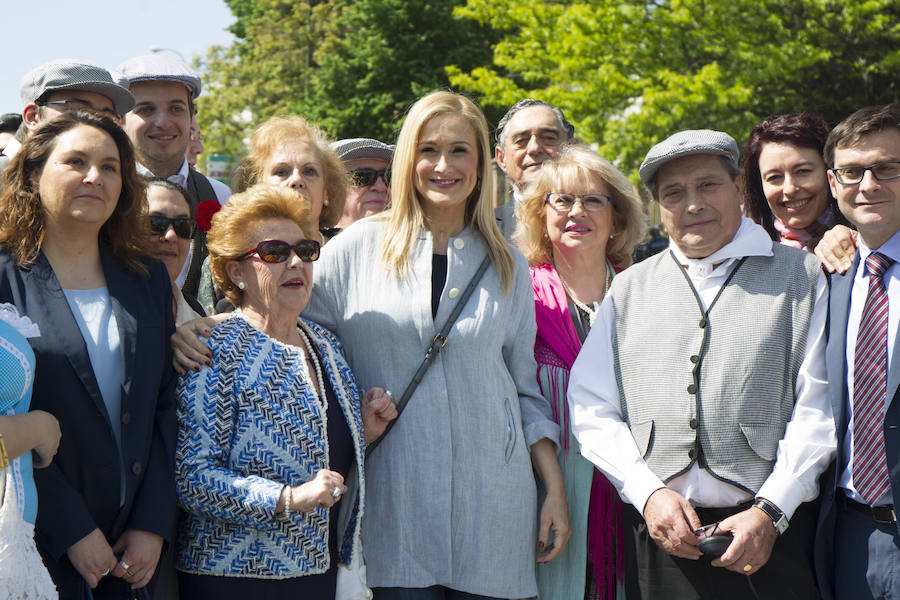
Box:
[621,468,668,514]
[755,472,812,520]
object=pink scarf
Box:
[773,209,837,252]
[531,263,623,597]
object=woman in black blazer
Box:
[0,111,177,600]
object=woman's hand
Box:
[530,438,572,563]
[110,529,164,589]
[66,528,118,589]
[362,387,398,445]
[288,470,347,512]
[29,410,61,468]
[814,224,857,274]
[171,314,225,375]
[537,489,572,563]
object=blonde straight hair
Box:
[379,91,513,293]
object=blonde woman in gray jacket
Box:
[173,91,570,599]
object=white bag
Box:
[0,462,58,599]
[335,545,372,600]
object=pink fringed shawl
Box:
[530,263,624,598]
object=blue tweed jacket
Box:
[175,311,366,578]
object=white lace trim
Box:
[0,468,57,598]
[0,303,40,338]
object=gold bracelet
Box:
[0,433,8,470]
[281,485,292,520]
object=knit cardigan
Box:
[175,311,366,578]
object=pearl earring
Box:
[238,282,245,290]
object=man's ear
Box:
[23,103,41,131]
[495,145,508,175]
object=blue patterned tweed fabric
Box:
[175,311,366,578]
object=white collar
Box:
[668,217,773,279]
[136,157,190,188]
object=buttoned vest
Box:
[609,244,819,494]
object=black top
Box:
[431,253,448,319]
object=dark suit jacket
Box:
[815,256,900,599]
[0,245,177,594]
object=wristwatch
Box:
[754,498,789,535]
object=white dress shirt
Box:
[569,217,836,519]
[838,230,900,506]
[1,137,21,161]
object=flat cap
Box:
[19,59,135,115]
[639,129,740,187]
[117,54,202,100]
[331,138,394,164]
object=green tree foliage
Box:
[196,0,499,156]
[449,0,900,179]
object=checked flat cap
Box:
[639,129,740,187]
[331,138,395,164]
[118,54,202,100]
[19,59,135,115]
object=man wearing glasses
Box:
[815,104,900,599]
[330,137,394,237]
[494,99,575,239]
[569,129,835,599]
[0,59,134,174]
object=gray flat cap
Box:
[117,54,202,100]
[639,129,740,187]
[19,59,135,115]
[331,138,394,164]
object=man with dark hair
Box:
[815,103,900,599]
[0,59,134,173]
[118,54,230,299]
[494,99,575,238]
[569,129,835,599]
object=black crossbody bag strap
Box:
[366,255,491,458]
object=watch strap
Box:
[754,498,789,535]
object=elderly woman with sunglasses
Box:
[174,184,396,600]
[515,144,644,600]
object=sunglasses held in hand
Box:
[244,239,321,263]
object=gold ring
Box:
[743,563,753,572]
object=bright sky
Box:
[0,0,235,114]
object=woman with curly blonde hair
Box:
[515,143,645,600]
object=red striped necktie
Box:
[853,251,893,505]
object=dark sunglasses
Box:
[350,168,391,188]
[149,215,195,239]
[244,239,321,263]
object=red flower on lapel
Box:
[195,200,222,233]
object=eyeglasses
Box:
[830,161,900,185]
[545,192,614,213]
[149,215,195,239]
[350,168,391,188]
[39,99,119,120]
[244,239,321,263]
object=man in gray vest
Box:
[494,99,574,239]
[569,129,836,599]
[117,54,231,299]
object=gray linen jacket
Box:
[303,218,559,597]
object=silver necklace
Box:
[560,262,612,328]
[297,326,327,415]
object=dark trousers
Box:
[373,586,512,600]
[622,500,821,600]
[833,500,900,599]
